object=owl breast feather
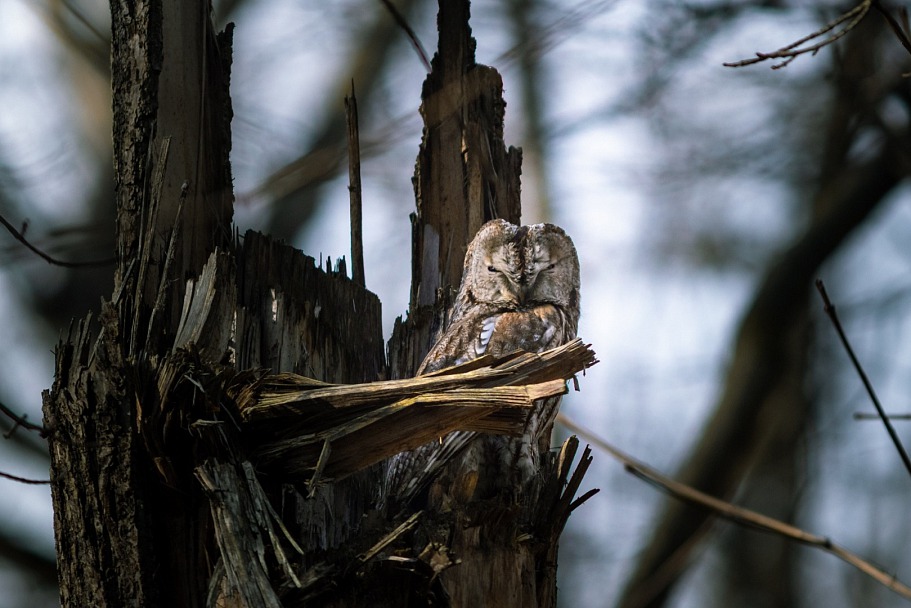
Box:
[418,304,572,375]
[479,305,566,356]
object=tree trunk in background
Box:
[617,18,911,608]
[507,0,552,222]
[715,305,808,608]
[713,20,890,607]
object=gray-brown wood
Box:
[43,312,154,607]
[240,340,595,484]
[46,2,236,606]
[345,84,366,288]
[44,1,591,606]
[382,1,594,606]
[388,0,522,380]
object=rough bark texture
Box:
[233,231,387,605]
[384,2,588,606]
[45,1,586,606]
[388,0,522,380]
[45,2,235,606]
[45,312,154,607]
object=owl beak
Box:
[506,273,528,306]
[516,275,532,306]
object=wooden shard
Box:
[236,339,598,484]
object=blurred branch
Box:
[816,279,911,478]
[0,213,115,268]
[0,401,52,477]
[0,529,57,589]
[0,400,47,438]
[553,2,747,136]
[45,0,110,77]
[378,0,431,71]
[854,412,911,419]
[874,2,911,61]
[497,0,617,69]
[508,0,553,221]
[617,80,909,605]
[557,413,911,603]
[0,419,50,464]
[0,471,50,485]
[254,0,424,240]
[725,0,911,69]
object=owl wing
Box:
[387,312,500,506]
[487,306,575,477]
[484,304,572,357]
[416,312,502,375]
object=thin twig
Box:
[378,0,432,72]
[854,412,911,420]
[0,213,115,268]
[556,412,911,602]
[0,401,47,438]
[724,0,871,69]
[873,0,911,60]
[0,470,50,485]
[816,279,911,479]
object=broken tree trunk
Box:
[43,1,592,606]
[388,0,522,379]
[384,1,595,606]
[44,2,234,606]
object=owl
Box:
[387,219,580,507]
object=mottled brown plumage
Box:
[388,219,581,506]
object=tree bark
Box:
[44,1,585,607]
[388,0,522,379]
[45,1,234,606]
[385,2,588,606]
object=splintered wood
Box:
[235,339,597,488]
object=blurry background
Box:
[1,0,910,606]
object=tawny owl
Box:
[388,219,581,507]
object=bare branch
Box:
[873,1,911,62]
[816,279,911,479]
[378,0,432,72]
[854,412,911,420]
[0,400,47,438]
[0,213,115,268]
[0,470,50,485]
[557,413,911,602]
[345,81,366,288]
[724,1,871,69]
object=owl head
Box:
[522,223,580,317]
[456,219,525,312]
[451,219,580,323]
